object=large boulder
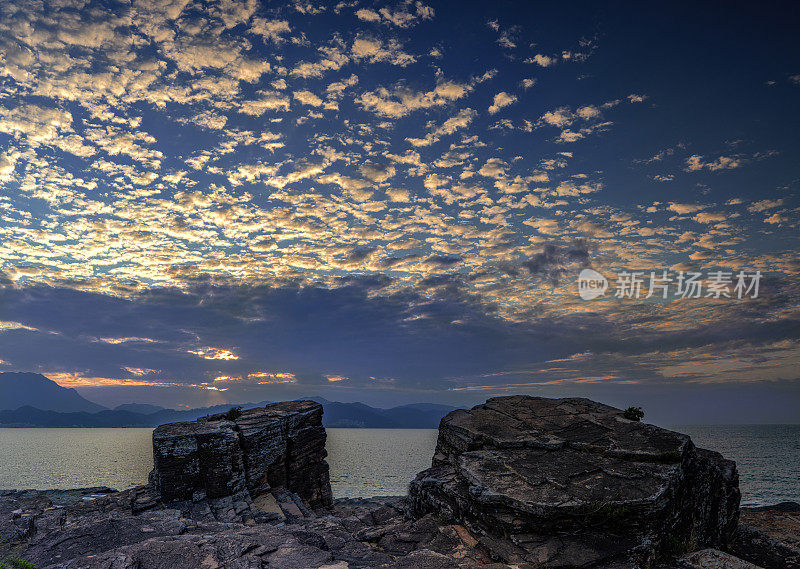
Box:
[150,400,332,508]
[408,396,741,567]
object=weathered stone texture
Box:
[3,396,794,569]
[150,400,332,508]
[408,396,741,566]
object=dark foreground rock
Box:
[728,503,800,569]
[151,400,332,509]
[3,490,794,569]
[0,396,796,569]
[0,489,500,569]
[409,396,741,567]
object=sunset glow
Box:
[0,0,797,420]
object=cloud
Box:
[239,92,292,114]
[0,103,74,145]
[693,212,727,223]
[576,105,601,120]
[190,111,228,130]
[188,347,239,360]
[0,153,15,178]
[386,187,411,202]
[685,154,742,172]
[765,213,788,225]
[423,172,449,191]
[525,41,595,68]
[250,18,292,42]
[405,108,476,146]
[536,99,624,143]
[651,174,674,182]
[668,203,704,214]
[83,126,162,165]
[358,79,472,118]
[748,199,783,212]
[422,254,462,267]
[293,1,325,15]
[478,158,508,178]
[293,90,324,106]
[355,8,381,23]
[317,172,373,201]
[488,92,517,114]
[360,162,396,183]
[354,3,434,27]
[496,26,519,49]
[326,74,359,97]
[541,107,573,127]
[351,36,416,66]
[524,218,560,235]
[554,180,601,196]
[0,0,795,415]
[0,281,558,398]
[533,54,556,66]
[291,41,349,78]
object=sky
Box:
[0,0,798,423]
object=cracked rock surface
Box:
[1,397,796,569]
[0,490,506,569]
[150,400,332,509]
[408,396,742,567]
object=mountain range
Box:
[0,372,456,428]
[0,372,106,413]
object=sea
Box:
[0,425,796,506]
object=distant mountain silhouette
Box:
[392,403,455,413]
[316,400,401,428]
[0,396,457,429]
[308,397,457,428]
[114,403,166,414]
[0,406,153,427]
[0,372,106,413]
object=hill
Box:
[0,372,106,413]
[114,403,166,414]
[0,398,457,428]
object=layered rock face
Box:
[151,400,332,508]
[2,395,798,569]
[408,396,741,567]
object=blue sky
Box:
[0,0,798,422]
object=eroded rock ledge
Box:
[150,400,332,509]
[408,396,742,566]
[0,396,797,569]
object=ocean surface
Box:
[0,425,796,506]
[672,424,800,507]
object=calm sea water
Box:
[0,426,796,506]
[672,424,800,507]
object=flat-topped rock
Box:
[438,396,689,459]
[151,400,332,508]
[409,396,741,567]
[3,396,781,569]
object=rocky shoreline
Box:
[0,396,797,569]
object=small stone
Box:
[681,548,764,569]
